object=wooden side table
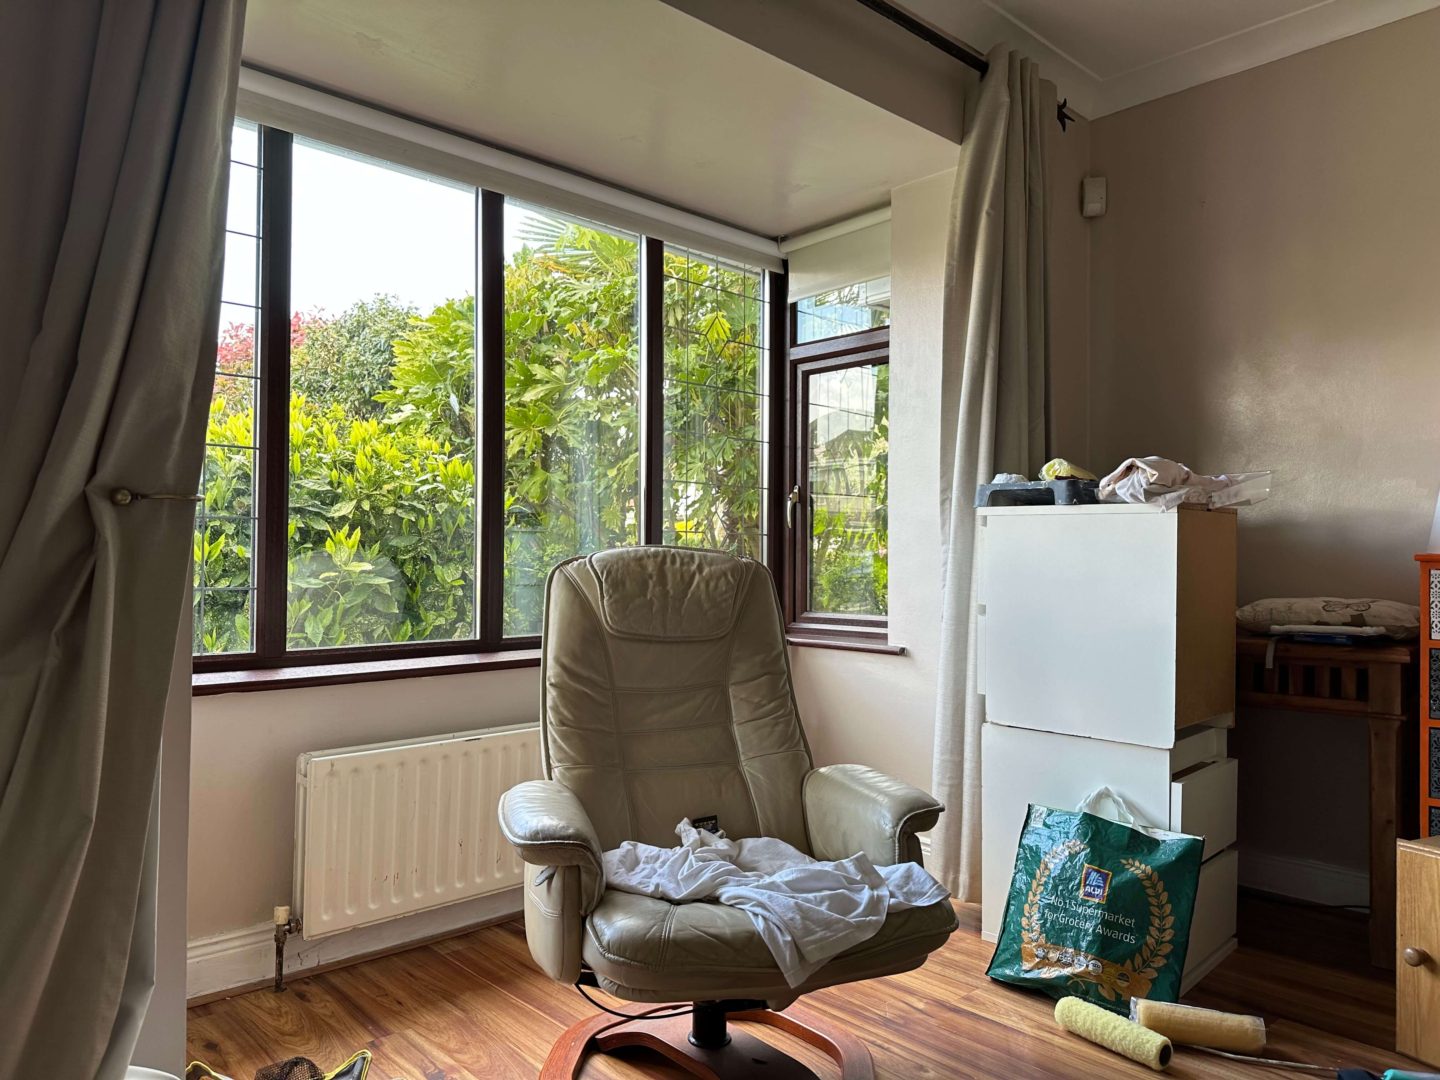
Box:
[1236,633,1418,969]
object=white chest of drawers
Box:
[976,503,1240,993]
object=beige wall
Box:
[1089,9,1440,603]
[1048,112,1094,464]
[1088,9,1440,881]
[188,668,538,940]
[790,169,952,790]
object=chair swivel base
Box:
[540,1000,874,1079]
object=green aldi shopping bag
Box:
[986,788,1205,1012]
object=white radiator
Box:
[294,724,541,939]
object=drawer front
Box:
[1170,724,1228,775]
[981,725,1178,940]
[1397,840,1440,1066]
[1187,848,1238,975]
[977,511,1181,748]
[1171,758,1239,861]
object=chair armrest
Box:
[803,764,943,866]
[499,780,606,982]
[499,780,605,901]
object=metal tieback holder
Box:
[109,487,202,505]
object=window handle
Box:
[786,485,801,528]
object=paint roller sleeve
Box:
[1131,998,1267,1053]
[1055,997,1173,1072]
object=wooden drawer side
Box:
[1175,508,1237,732]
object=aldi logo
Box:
[1079,864,1112,903]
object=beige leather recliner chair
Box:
[499,547,958,1078]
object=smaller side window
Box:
[794,276,890,345]
[785,323,889,643]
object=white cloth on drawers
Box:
[1098,457,1232,508]
[602,819,949,986]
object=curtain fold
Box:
[929,47,1050,900]
[0,1,245,1075]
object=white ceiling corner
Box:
[240,0,959,238]
[902,0,1440,118]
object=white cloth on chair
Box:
[602,819,949,987]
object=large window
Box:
[503,201,641,636]
[662,247,771,559]
[287,138,478,650]
[193,120,780,668]
[785,323,889,642]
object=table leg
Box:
[1368,713,1402,970]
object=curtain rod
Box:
[852,0,1077,131]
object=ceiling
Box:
[241,0,958,240]
[903,0,1440,116]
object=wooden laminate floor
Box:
[187,903,1422,1080]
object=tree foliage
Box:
[194,223,886,655]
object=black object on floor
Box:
[253,1049,370,1080]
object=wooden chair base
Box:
[540,1002,874,1079]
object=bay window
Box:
[194,120,783,672]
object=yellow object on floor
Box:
[1131,998,1267,1054]
[1039,457,1098,481]
[1055,996,1173,1072]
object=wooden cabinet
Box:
[976,505,1240,992]
[1416,556,1440,838]
[1397,835,1440,1065]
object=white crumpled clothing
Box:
[602,819,949,987]
[1098,455,1269,509]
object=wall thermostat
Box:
[1081,176,1107,218]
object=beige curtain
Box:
[0,2,245,1075]
[929,47,1050,900]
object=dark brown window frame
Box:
[195,122,790,688]
[782,322,897,652]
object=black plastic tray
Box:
[974,478,1100,508]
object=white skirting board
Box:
[187,888,521,1000]
[1238,849,1368,908]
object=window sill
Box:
[785,633,905,656]
[192,649,541,695]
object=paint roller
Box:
[1056,995,1440,1079]
[1054,997,1173,1071]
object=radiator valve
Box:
[273,905,302,993]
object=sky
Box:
[289,138,478,315]
[284,138,631,317]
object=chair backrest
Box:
[540,546,813,852]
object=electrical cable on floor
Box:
[575,981,694,1022]
[1194,1046,1338,1074]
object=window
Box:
[785,323,889,643]
[503,201,641,637]
[794,276,890,344]
[662,247,771,560]
[287,138,478,650]
[194,120,781,671]
[195,119,262,655]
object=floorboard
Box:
[187,902,1421,1079]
